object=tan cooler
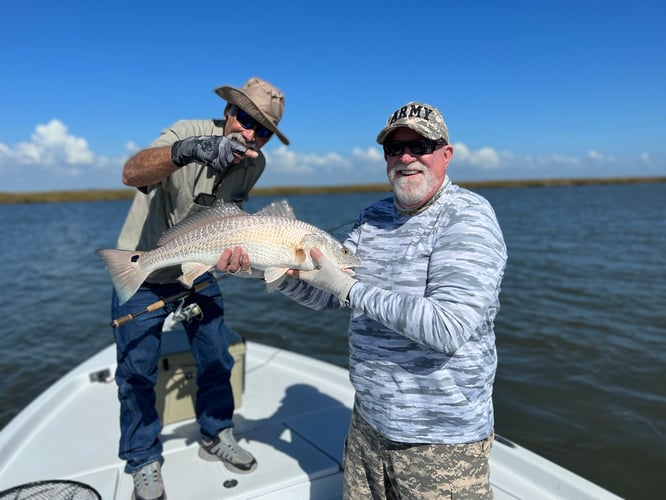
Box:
[155,325,246,425]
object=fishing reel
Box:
[172,299,204,323]
[111,280,214,328]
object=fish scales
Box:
[142,216,324,273]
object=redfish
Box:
[97,200,360,304]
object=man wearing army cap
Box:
[267,100,508,498]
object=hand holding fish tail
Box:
[170,135,257,175]
[289,247,358,305]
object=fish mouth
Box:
[340,260,361,274]
[341,267,357,276]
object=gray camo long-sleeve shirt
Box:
[279,176,507,444]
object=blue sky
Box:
[1,1,664,192]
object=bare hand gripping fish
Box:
[97,199,360,305]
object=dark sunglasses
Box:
[235,108,273,139]
[383,139,447,157]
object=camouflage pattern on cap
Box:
[376,101,449,144]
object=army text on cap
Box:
[389,104,435,125]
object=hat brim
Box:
[376,125,398,144]
[215,86,289,145]
[376,124,442,144]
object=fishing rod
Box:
[111,279,216,328]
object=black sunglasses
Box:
[235,108,273,139]
[383,139,447,157]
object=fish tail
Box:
[96,248,149,305]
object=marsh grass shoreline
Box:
[1,176,664,204]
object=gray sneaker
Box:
[131,460,166,500]
[199,427,257,474]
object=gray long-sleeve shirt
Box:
[280,177,507,444]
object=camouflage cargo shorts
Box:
[343,408,494,499]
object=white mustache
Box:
[389,161,426,176]
[227,132,259,152]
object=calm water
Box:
[1,183,665,498]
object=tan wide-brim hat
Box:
[215,77,289,145]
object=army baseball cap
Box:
[376,101,449,145]
[215,77,289,145]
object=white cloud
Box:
[352,146,384,162]
[0,119,126,171]
[452,142,502,169]
[588,150,616,162]
[125,141,141,154]
[255,145,386,187]
[5,120,93,165]
[266,146,353,175]
[532,154,580,166]
[0,120,129,191]
[1,119,660,192]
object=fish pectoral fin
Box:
[180,262,213,288]
[264,267,289,292]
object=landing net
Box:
[0,480,101,500]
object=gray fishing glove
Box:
[170,135,248,175]
[297,253,358,304]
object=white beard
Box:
[388,161,437,208]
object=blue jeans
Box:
[112,275,235,473]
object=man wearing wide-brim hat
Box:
[111,77,288,500]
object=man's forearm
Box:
[122,146,178,187]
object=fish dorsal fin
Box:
[255,199,296,219]
[157,202,247,246]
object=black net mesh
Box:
[0,480,101,500]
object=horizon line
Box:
[1,175,665,204]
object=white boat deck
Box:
[0,331,621,499]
